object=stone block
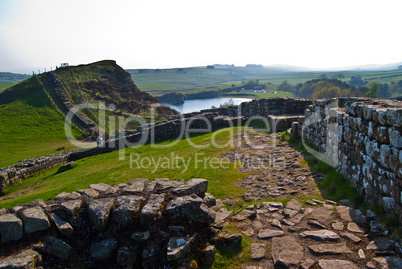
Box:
[0,213,23,242]
[19,206,50,234]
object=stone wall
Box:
[292,97,402,222]
[0,178,222,268]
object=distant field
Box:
[128,67,402,97]
[0,83,15,92]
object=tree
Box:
[365,82,380,98]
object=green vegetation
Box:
[0,127,248,208]
[0,77,84,167]
[0,83,15,92]
[365,81,380,98]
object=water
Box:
[163,97,252,114]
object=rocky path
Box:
[217,130,402,268]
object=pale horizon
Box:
[1,0,402,73]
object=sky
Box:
[0,0,401,73]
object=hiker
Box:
[96,135,103,146]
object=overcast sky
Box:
[0,0,401,73]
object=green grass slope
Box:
[0,77,84,167]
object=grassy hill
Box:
[0,60,178,167]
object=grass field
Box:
[0,83,14,92]
[0,78,84,168]
[0,127,248,208]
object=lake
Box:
[163,97,252,114]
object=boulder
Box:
[90,238,119,260]
[50,213,73,236]
[87,198,115,232]
[0,249,42,268]
[271,236,304,268]
[140,193,165,226]
[60,199,82,215]
[203,193,216,207]
[77,188,99,198]
[123,178,149,194]
[172,178,208,197]
[41,236,73,260]
[112,195,142,226]
[0,213,23,242]
[201,245,216,265]
[19,206,50,234]
[167,236,194,261]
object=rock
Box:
[0,213,23,242]
[263,202,283,208]
[231,210,256,221]
[54,192,70,200]
[201,245,216,265]
[87,198,115,232]
[90,238,119,260]
[214,231,242,247]
[19,206,50,234]
[271,236,304,268]
[89,183,118,194]
[358,249,365,259]
[341,232,361,243]
[370,219,384,233]
[112,195,142,226]
[77,188,99,198]
[60,199,82,215]
[347,222,364,233]
[336,206,366,223]
[309,243,353,255]
[312,199,326,204]
[123,178,149,194]
[318,259,358,269]
[283,208,298,218]
[331,221,344,231]
[281,219,295,226]
[41,236,73,260]
[288,213,306,224]
[366,239,395,251]
[242,228,254,237]
[257,229,284,239]
[167,236,193,261]
[203,193,216,207]
[50,213,73,236]
[310,207,334,223]
[372,256,402,269]
[131,231,150,241]
[164,194,215,225]
[271,218,283,230]
[300,259,316,269]
[286,199,302,211]
[153,178,184,191]
[251,243,266,260]
[306,200,318,206]
[299,230,340,241]
[215,207,232,221]
[116,246,137,267]
[142,245,157,268]
[0,249,42,268]
[172,178,208,197]
[308,219,326,229]
[140,193,165,226]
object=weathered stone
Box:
[77,188,99,198]
[366,238,395,251]
[263,202,283,208]
[281,219,295,226]
[251,243,266,260]
[341,232,361,243]
[299,230,340,241]
[310,207,334,223]
[167,236,193,261]
[306,200,318,205]
[41,236,73,260]
[140,193,165,226]
[286,199,302,211]
[331,221,344,231]
[131,231,150,241]
[116,246,137,267]
[318,259,358,269]
[382,197,395,213]
[90,238,119,260]
[283,208,298,218]
[0,213,23,242]
[50,213,73,236]
[0,249,42,268]
[300,259,316,269]
[289,212,306,224]
[19,206,50,234]
[308,219,326,229]
[172,178,208,197]
[373,256,402,269]
[201,245,216,265]
[87,198,115,232]
[336,206,366,223]
[112,195,142,226]
[60,199,82,215]
[241,228,254,237]
[54,192,70,200]
[257,229,284,239]
[153,178,184,191]
[214,231,242,247]
[164,194,215,225]
[231,210,256,221]
[309,243,352,255]
[215,207,232,221]
[271,236,304,268]
[203,193,216,207]
[89,183,118,194]
[347,222,365,233]
[123,178,149,194]
[358,249,365,259]
[271,218,283,230]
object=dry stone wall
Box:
[292,97,402,222]
[0,178,222,268]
